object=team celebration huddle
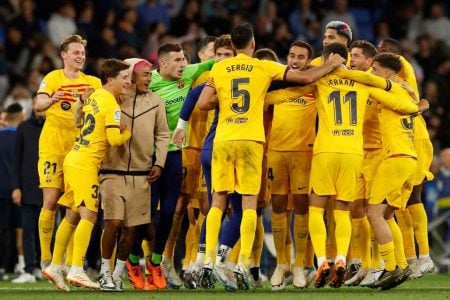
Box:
[26,17,436,293]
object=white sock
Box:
[18,255,25,266]
[100,258,111,274]
[113,259,126,278]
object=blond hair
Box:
[59,34,87,53]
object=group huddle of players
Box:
[34,20,435,293]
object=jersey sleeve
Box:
[368,87,418,114]
[399,56,419,98]
[104,98,121,128]
[262,60,288,81]
[38,71,60,96]
[87,75,102,89]
[335,69,392,91]
[180,84,205,121]
[184,59,215,82]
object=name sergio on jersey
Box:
[226,64,254,73]
[165,95,184,106]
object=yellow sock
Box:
[163,212,183,259]
[205,207,223,263]
[239,209,257,267]
[370,228,382,269]
[387,218,408,269]
[334,210,351,258]
[190,219,201,264]
[39,208,56,261]
[294,214,308,267]
[309,206,326,258]
[183,223,195,269]
[72,219,94,267]
[284,243,292,266]
[408,203,430,256]
[229,239,240,264]
[142,239,153,259]
[360,217,371,269]
[305,239,314,267]
[251,215,264,267]
[52,218,75,265]
[64,232,74,266]
[379,241,396,271]
[395,209,416,259]
[325,200,337,260]
[350,219,362,260]
[271,212,288,264]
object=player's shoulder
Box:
[43,69,64,80]
[80,72,102,86]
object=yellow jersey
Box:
[310,52,351,67]
[64,88,122,171]
[266,91,316,151]
[187,70,209,149]
[210,53,287,143]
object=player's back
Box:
[313,74,370,155]
[212,53,286,143]
[65,88,120,170]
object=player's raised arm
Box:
[265,85,314,105]
[197,79,217,111]
[285,52,345,84]
[334,68,392,90]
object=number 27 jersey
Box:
[64,88,121,171]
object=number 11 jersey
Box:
[209,53,287,143]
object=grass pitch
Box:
[0,273,449,300]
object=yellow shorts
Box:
[197,166,208,193]
[58,166,100,213]
[212,140,263,195]
[267,151,312,195]
[309,152,363,201]
[355,148,384,199]
[38,154,65,190]
[100,174,151,227]
[368,156,417,210]
[412,138,434,185]
[287,194,294,210]
[189,197,200,209]
[38,125,77,189]
[182,147,201,195]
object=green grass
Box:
[0,273,449,300]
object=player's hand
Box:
[81,87,94,102]
[418,99,429,112]
[11,188,22,206]
[328,53,346,68]
[147,166,162,183]
[172,128,186,149]
[51,90,65,104]
[397,79,419,103]
[120,124,128,132]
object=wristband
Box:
[176,118,188,130]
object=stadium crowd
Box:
[0,0,449,293]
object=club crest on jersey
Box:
[39,80,46,90]
[61,101,71,111]
[177,80,185,89]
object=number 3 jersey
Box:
[209,53,287,143]
[64,88,122,171]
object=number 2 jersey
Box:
[209,53,287,143]
[37,69,101,156]
[64,88,123,171]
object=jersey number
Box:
[43,161,57,175]
[231,78,250,114]
[78,113,96,146]
[328,91,357,125]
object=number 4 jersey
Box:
[209,53,287,143]
[64,88,122,171]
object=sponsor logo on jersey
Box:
[114,109,121,122]
[61,101,71,111]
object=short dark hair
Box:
[350,40,378,58]
[323,43,348,61]
[373,53,402,74]
[158,43,183,59]
[289,40,314,59]
[214,34,235,54]
[231,23,254,50]
[254,48,279,62]
[5,103,23,121]
[379,38,402,55]
[197,36,217,55]
[100,59,129,85]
